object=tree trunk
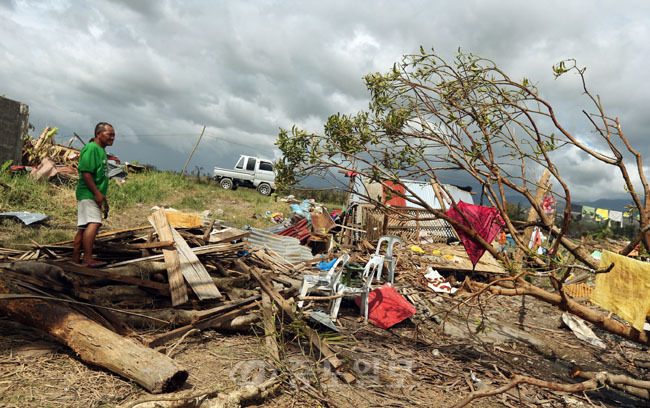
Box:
[0,273,188,393]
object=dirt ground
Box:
[1,267,648,408]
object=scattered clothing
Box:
[445,201,505,266]
[541,193,556,216]
[590,250,650,332]
[595,208,609,221]
[581,206,595,220]
[424,267,457,294]
[609,210,623,223]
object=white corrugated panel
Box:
[244,227,314,264]
[349,176,474,209]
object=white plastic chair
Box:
[375,235,402,283]
[330,254,384,322]
[297,253,350,309]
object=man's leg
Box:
[71,228,84,263]
[81,222,101,265]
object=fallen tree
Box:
[276,48,650,346]
[0,271,188,393]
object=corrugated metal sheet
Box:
[349,176,474,208]
[0,212,48,225]
[244,227,314,264]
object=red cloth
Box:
[445,201,505,266]
[383,181,407,206]
[355,283,416,329]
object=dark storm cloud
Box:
[2,0,649,200]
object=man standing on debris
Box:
[71,122,115,267]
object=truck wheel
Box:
[220,178,234,190]
[257,183,272,196]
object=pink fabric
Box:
[355,283,416,329]
[445,201,505,266]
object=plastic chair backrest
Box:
[325,253,350,288]
[362,255,385,279]
[375,235,403,259]
[362,255,384,289]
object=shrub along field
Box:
[0,169,343,249]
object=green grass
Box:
[1,168,337,248]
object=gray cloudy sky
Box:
[2,0,649,202]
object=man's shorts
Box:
[77,199,103,228]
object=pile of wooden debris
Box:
[0,208,360,397]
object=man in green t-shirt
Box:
[71,122,115,267]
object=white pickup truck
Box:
[212,155,276,195]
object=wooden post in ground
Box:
[181,125,206,177]
[514,169,552,265]
[0,273,188,393]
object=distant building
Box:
[0,96,29,165]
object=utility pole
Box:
[181,125,206,177]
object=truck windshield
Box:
[235,157,244,169]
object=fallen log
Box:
[0,272,188,393]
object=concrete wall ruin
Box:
[0,96,29,165]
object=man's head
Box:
[94,122,115,148]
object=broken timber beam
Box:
[149,209,188,306]
[170,228,221,300]
[0,273,188,393]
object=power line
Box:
[59,132,276,149]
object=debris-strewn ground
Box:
[1,274,647,408]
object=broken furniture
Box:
[296,253,350,309]
[330,254,384,322]
[375,235,402,283]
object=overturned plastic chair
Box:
[330,254,384,322]
[297,253,350,309]
[375,235,403,283]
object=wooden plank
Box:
[170,228,221,300]
[245,263,356,384]
[123,241,174,250]
[202,219,216,244]
[52,225,153,245]
[192,295,261,322]
[107,242,248,267]
[207,228,251,244]
[149,210,188,306]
